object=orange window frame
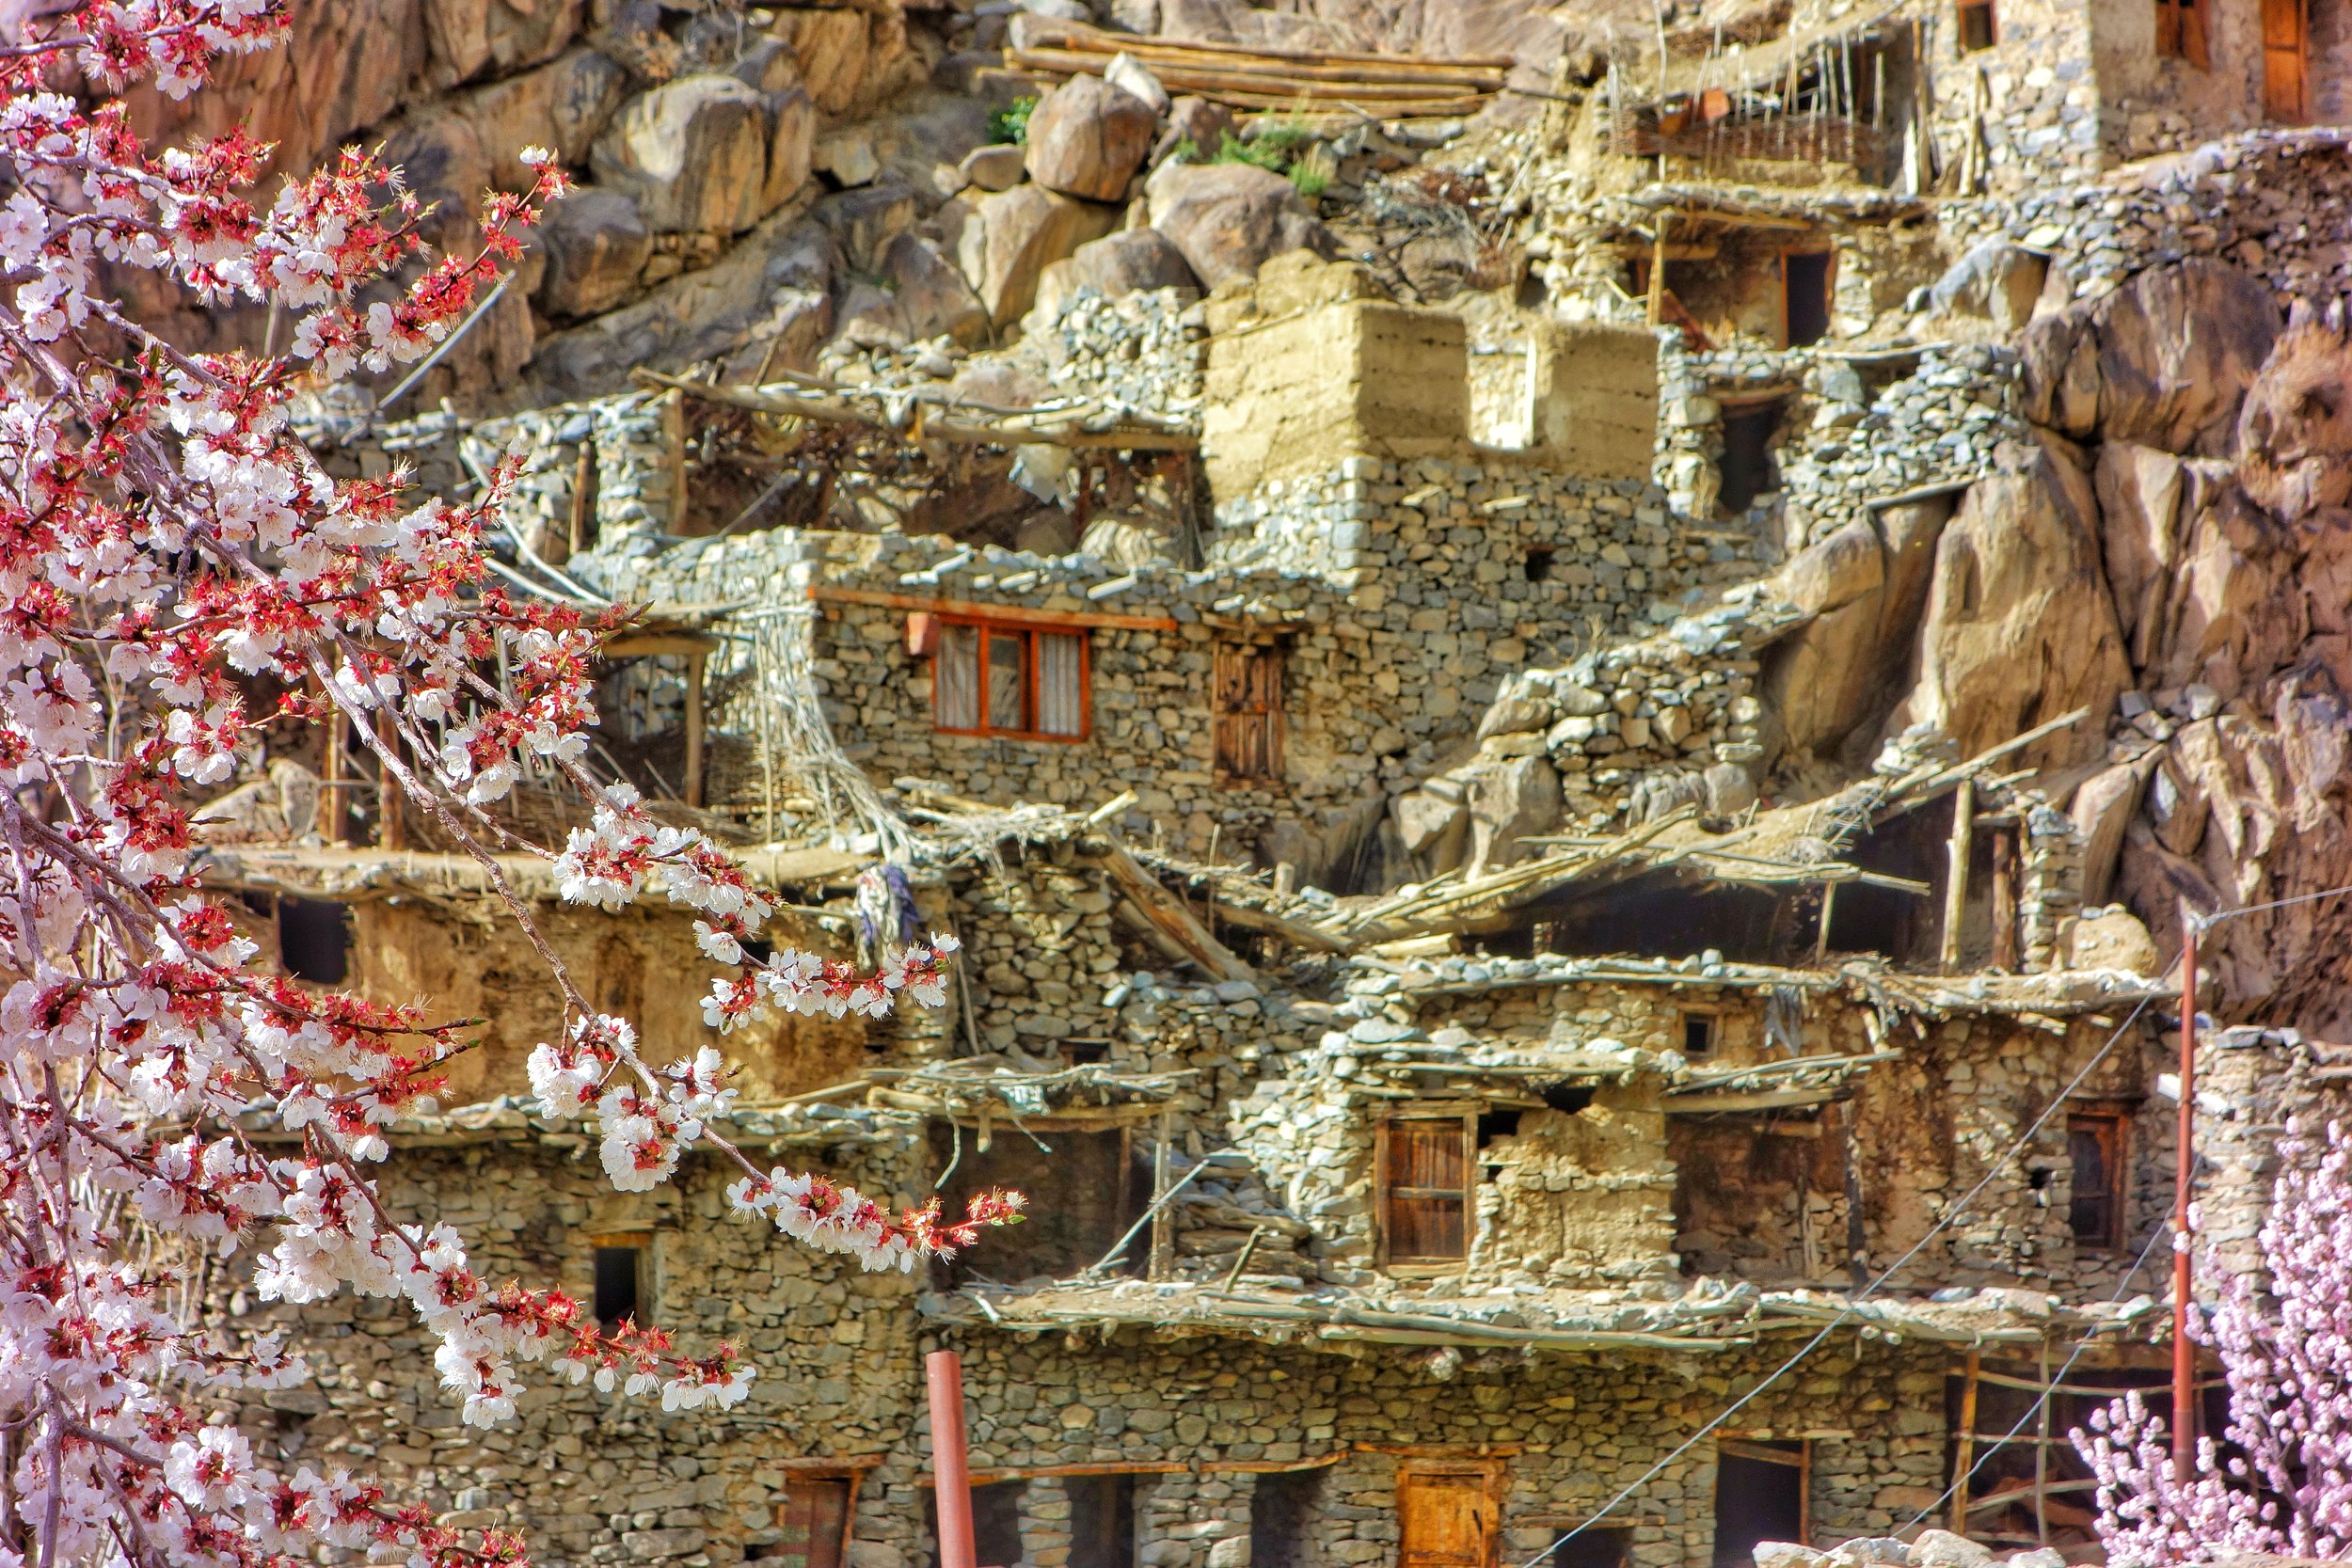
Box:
[930,615,1092,743]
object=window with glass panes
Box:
[931,617,1089,740]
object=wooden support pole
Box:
[375,711,405,852]
[1940,778,1975,971]
[1815,880,1837,962]
[2035,1334,2053,1544]
[1648,217,1669,326]
[1989,823,2018,972]
[1949,1349,1981,1535]
[683,651,707,809]
[1150,1107,1176,1282]
[567,441,594,557]
[926,1353,977,1568]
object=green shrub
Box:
[989,95,1038,146]
[1287,146,1336,199]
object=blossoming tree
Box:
[2074,1122,2352,1563]
[0,8,1015,1568]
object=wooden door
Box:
[2264,0,2309,122]
[1399,1468,1497,1568]
[1212,642,1283,782]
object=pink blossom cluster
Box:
[2074,1121,2352,1563]
[0,10,1016,1568]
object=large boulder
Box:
[1462,755,1560,879]
[1025,74,1158,202]
[535,187,652,319]
[880,233,991,346]
[1882,435,2131,772]
[421,0,583,89]
[1145,161,1332,289]
[453,46,628,191]
[1032,229,1199,321]
[1922,239,2049,335]
[2020,259,2280,453]
[1760,496,1956,763]
[952,183,1120,328]
[591,75,771,235]
[761,87,817,215]
[2237,305,2352,520]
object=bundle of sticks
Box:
[1006,20,1509,119]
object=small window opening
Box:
[1380,1117,1473,1266]
[2068,1107,2129,1251]
[1062,1039,1111,1066]
[1540,1082,1597,1116]
[1712,1440,1808,1568]
[1783,252,1835,347]
[1717,404,1782,515]
[932,618,1089,740]
[592,1239,649,1330]
[278,896,351,985]
[1682,1010,1721,1060]
[739,935,775,966]
[755,1478,852,1568]
[1957,0,1997,50]
[1524,546,1556,582]
[1068,1474,1137,1568]
[1251,1469,1327,1568]
[1477,1109,1523,1145]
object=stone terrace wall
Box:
[932,1329,1951,1568]
[1944,129,2352,305]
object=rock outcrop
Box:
[1146,162,1334,289]
[1024,74,1159,203]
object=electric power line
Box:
[1516,993,2156,1568]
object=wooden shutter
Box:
[1398,1468,1497,1568]
[1213,643,1284,781]
[935,624,981,731]
[2153,0,2180,55]
[2067,1109,2127,1250]
[2183,0,2211,67]
[2263,0,2307,119]
[1382,1118,1471,1263]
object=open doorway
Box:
[1783,253,1834,347]
[1712,1440,1808,1568]
[1717,400,1784,515]
[1253,1469,1326,1568]
[1068,1475,1137,1568]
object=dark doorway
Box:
[278,896,350,984]
[592,1243,647,1329]
[930,1481,1025,1568]
[1712,1441,1807,1568]
[1717,404,1782,515]
[1545,1525,1632,1568]
[1252,1468,1326,1568]
[930,1126,1137,1287]
[1783,253,1834,346]
[1068,1474,1137,1568]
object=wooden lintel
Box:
[810,584,1179,634]
[1664,1086,1849,1115]
[601,632,723,658]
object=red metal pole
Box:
[2172,908,2199,1482]
[927,1350,978,1568]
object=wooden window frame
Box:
[2155,0,2211,67]
[1375,1111,1479,1274]
[1956,0,1996,50]
[2065,1101,2132,1253]
[1213,639,1287,784]
[930,613,1092,743]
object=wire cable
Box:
[1513,993,2155,1568]
[1897,1212,2174,1537]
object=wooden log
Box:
[1015,17,1514,72]
[1179,895,1351,953]
[1004,40,1505,89]
[1940,777,1974,972]
[684,650,707,809]
[1101,844,1255,982]
[636,370,1199,451]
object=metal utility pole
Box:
[927,1351,977,1568]
[2172,905,2200,1482]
